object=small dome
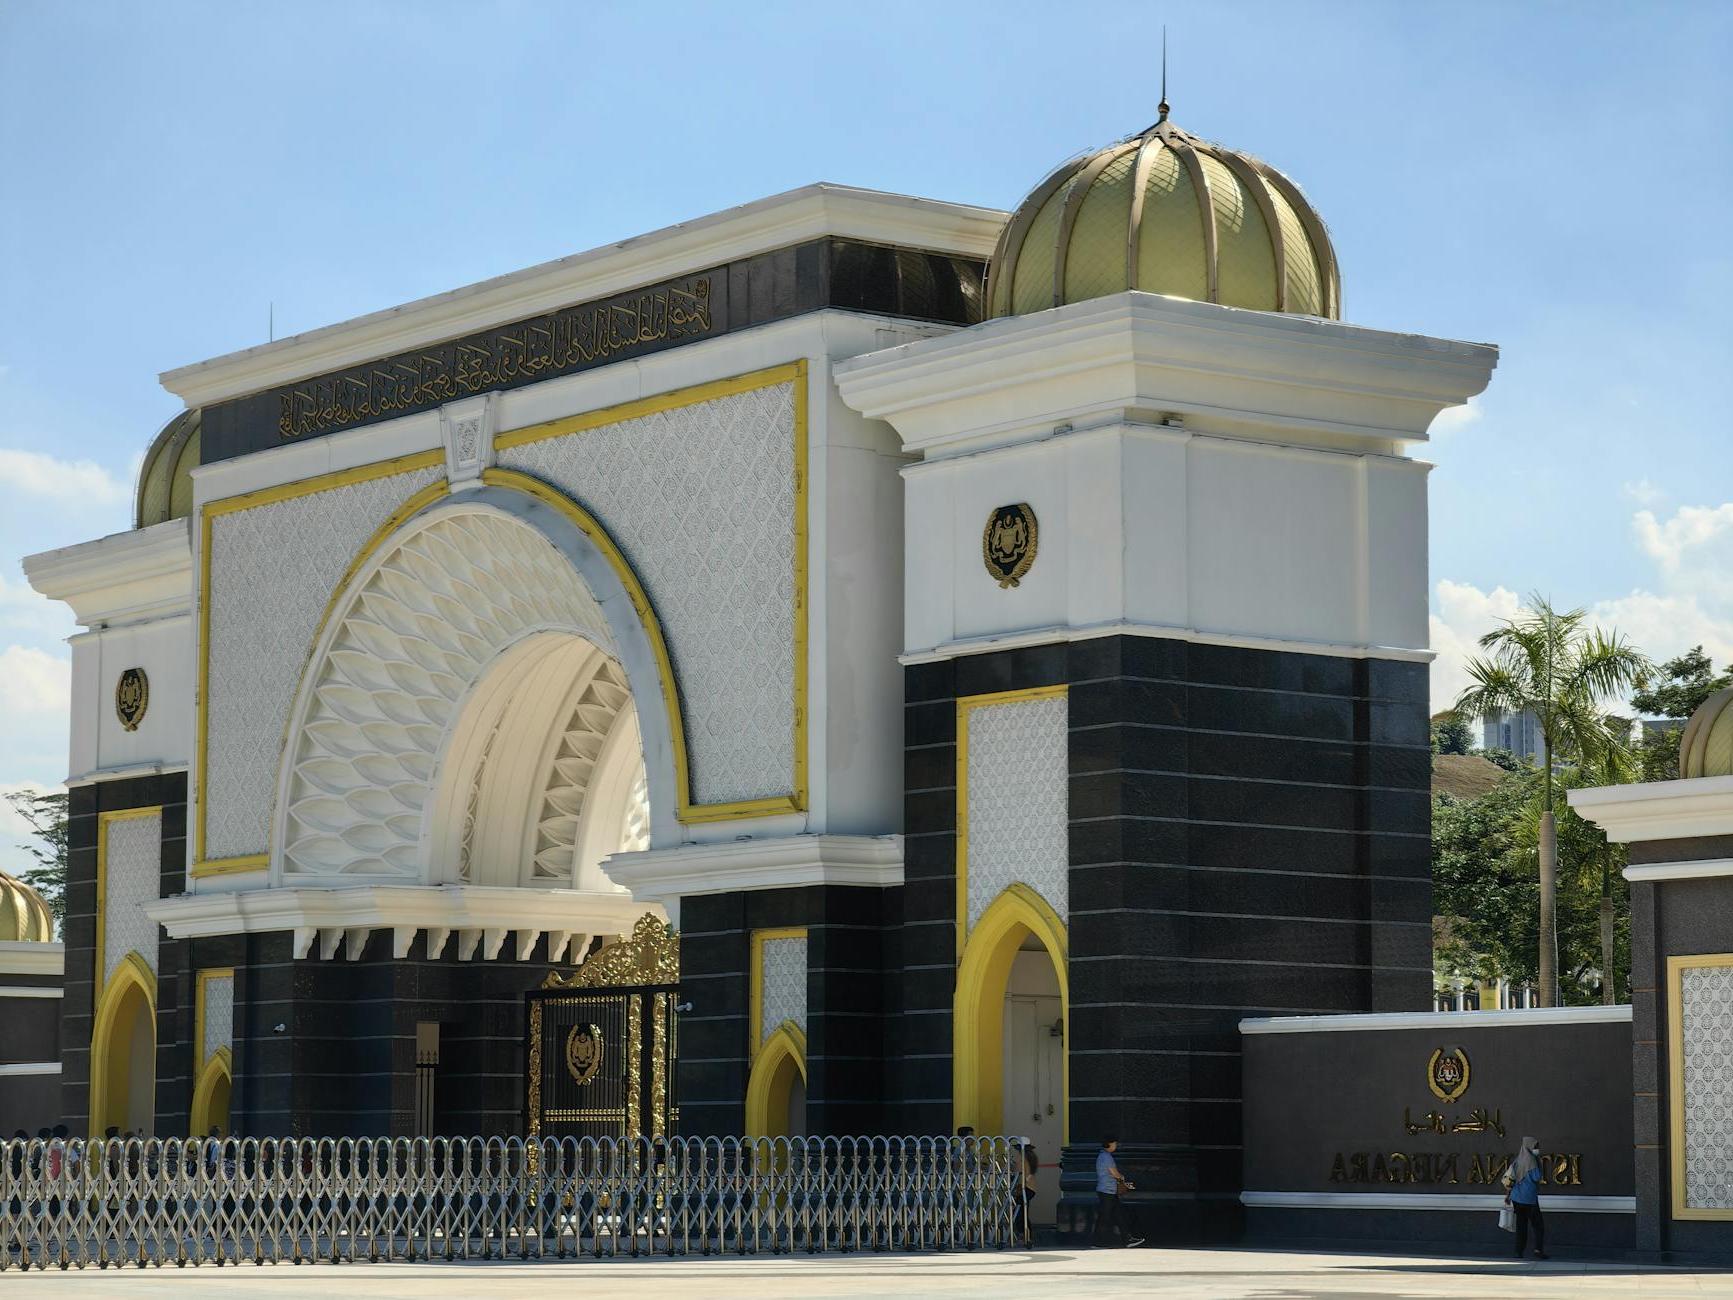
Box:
[0,871,53,943]
[136,408,201,529]
[1679,687,1733,779]
[987,108,1339,321]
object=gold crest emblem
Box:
[564,1023,603,1085]
[115,667,149,732]
[1427,1046,1471,1102]
[983,503,1038,588]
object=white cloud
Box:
[1429,580,1524,711]
[1429,397,1482,437]
[0,447,129,507]
[0,572,71,637]
[1622,478,1665,508]
[1633,503,1733,575]
[0,645,69,717]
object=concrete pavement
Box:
[2,1246,1729,1298]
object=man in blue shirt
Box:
[1092,1137,1146,1248]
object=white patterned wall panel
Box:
[204,467,443,859]
[1681,964,1733,1210]
[202,974,234,1064]
[104,812,162,979]
[500,382,796,805]
[759,936,807,1047]
[965,694,1068,932]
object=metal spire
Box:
[1158,27,1170,122]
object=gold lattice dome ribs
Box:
[987,111,1340,320]
[1679,687,1733,779]
[0,870,53,942]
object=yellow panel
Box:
[1265,183,1324,316]
[1201,154,1277,312]
[1010,175,1074,315]
[1134,145,1208,303]
[1062,150,1137,304]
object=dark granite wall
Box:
[677,885,898,1138]
[61,772,187,1136]
[902,635,1433,1232]
[1624,834,1733,1263]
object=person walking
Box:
[1018,1145,1039,1246]
[1503,1135,1548,1260]
[1092,1137,1145,1248]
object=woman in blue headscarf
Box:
[1502,1136,1547,1260]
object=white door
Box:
[1003,991,1063,1225]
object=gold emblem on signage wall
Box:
[565,1023,604,1086]
[1427,1046,1471,1102]
[983,503,1038,588]
[115,667,150,732]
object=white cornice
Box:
[159,185,1007,409]
[602,834,903,904]
[22,518,192,627]
[0,942,64,978]
[1624,858,1733,883]
[1239,1005,1630,1034]
[66,762,190,788]
[834,292,1498,458]
[1568,776,1733,843]
[898,619,1435,667]
[145,884,654,962]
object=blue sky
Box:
[2,1,1730,851]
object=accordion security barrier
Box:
[0,1134,1025,1270]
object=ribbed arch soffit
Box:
[277,504,618,880]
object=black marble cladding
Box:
[200,238,986,464]
[902,635,1433,1229]
[61,772,187,1136]
[221,933,579,1138]
[1624,835,1733,1263]
[678,886,899,1138]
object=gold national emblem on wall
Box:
[564,1024,604,1085]
[115,667,149,732]
[983,503,1038,588]
[1427,1045,1471,1102]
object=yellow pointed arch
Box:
[89,950,157,1136]
[189,1046,234,1137]
[745,1020,808,1138]
[953,882,1068,1141]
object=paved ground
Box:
[3,1247,1729,1298]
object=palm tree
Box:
[1452,595,1649,1006]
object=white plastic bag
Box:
[1498,1203,1516,1233]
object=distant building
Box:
[1482,708,1543,762]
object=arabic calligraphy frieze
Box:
[272,275,719,442]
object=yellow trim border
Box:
[88,950,158,1137]
[749,926,808,1060]
[952,882,1069,1143]
[1667,951,1733,1220]
[193,967,235,1070]
[189,1046,234,1138]
[954,684,1068,961]
[745,1020,808,1138]
[191,362,810,871]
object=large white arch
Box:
[271,487,683,885]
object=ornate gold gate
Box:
[526,914,680,1140]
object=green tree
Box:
[1452,594,1649,1006]
[1430,713,1475,755]
[4,789,69,924]
[1630,647,1731,781]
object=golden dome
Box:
[135,408,201,529]
[987,106,1339,321]
[0,871,53,943]
[1679,687,1733,779]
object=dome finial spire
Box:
[1158,26,1170,122]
